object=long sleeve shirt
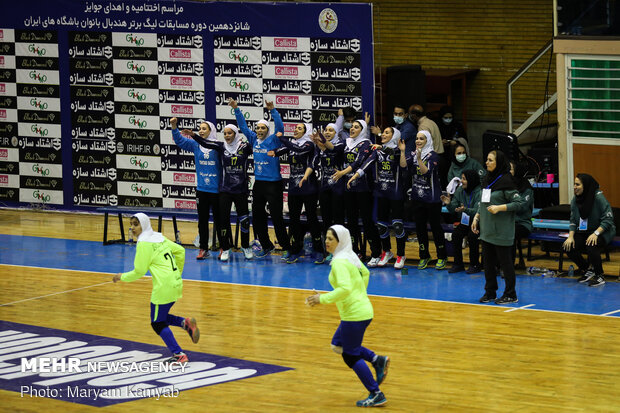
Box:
[274,137,317,196]
[172,128,221,194]
[406,151,441,203]
[569,190,616,245]
[396,119,418,156]
[313,142,346,195]
[343,140,372,193]
[446,186,482,224]
[191,136,252,194]
[515,187,534,232]
[121,237,185,305]
[477,188,525,246]
[235,108,283,182]
[358,147,404,200]
[319,259,374,321]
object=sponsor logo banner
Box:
[19,162,63,178]
[16,69,60,85]
[111,32,158,48]
[158,75,204,90]
[215,104,263,121]
[15,42,60,58]
[116,154,162,171]
[213,36,262,50]
[163,198,197,209]
[214,76,262,93]
[117,180,162,198]
[19,187,63,204]
[262,37,311,52]
[213,49,262,65]
[157,48,204,62]
[0,28,16,42]
[262,65,312,80]
[0,173,19,187]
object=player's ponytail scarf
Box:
[133,213,165,243]
[329,224,362,269]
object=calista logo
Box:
[0,84,5,93]
[0,109,6,119]
[0,56,4,66]
[171,105,193,115]
[276,95,299,105]
[0,175,8,184]
[173,172,195,183]
[175,199,196,209]
[0,148,7,159]
[171,76,192,86]
[0,30,3,39]
[274,38,297,48]
[283,124,296,134]
[275,66,298,76]
[169,49,191,59]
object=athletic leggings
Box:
[218,192,250,250]
[319,190,345,232]
[196,190,220,250]
[565,231,608,275]
[252,180,290,251]
[451,223,480,266]
[376,197,406,257]
[344,191,381,258]
[412,201,446,260]
[482,241,517,298]
[288,193,324,255]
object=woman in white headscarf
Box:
[268,123,324,263]
[331,117,382,267]
[228,98,292,259]
[171,117,222,260]
[347,127,407,269]
[399,130,447,270]
[189,123,255,262]
[113,213,199,364]
[306,225,389,407]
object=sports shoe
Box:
[435,258,447,270]
[448,264,465,274]
[164,352,188,365]
[495,295,518,305]
[466,265,482,274]
[356,391,387,407]
[183,317,200,344]
[367,257,381,268]
[220,249,230,262]
[280,250,291,261]
[418,257,430,270]
[372,355,390,385]
[196,249,209,260]
[313,252,326,264]
[588,275,605,287]
[578,270,596,284]
[394,256,405,269]
[479,293,496,303]
[254,246,274,258]
[242,247,254,260]
[286,253,300,264]
[377,251,394,267]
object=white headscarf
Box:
[133,213,165,243]
[345,120,370,150]
[383,127,401,149]
[329,224,362,269]
[256,119,271,141]
[293,123,313,147]
[223,124,241,154]
[325,122,340,145]
[199,121,218,155]
[415,130,434,163]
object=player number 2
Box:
[164,252,178,271]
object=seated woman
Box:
[510,161,534,269]
[441,169,482,274]
[447,138,485,183]
[563,173,616,287]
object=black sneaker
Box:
[479,294,496,303]
[372,355,390,385]
[495,296,518,305]
[466,265,482,274]
[356,391,387,407]
[578,270,596,284]
[448,264,465,274]
[587,275,605,287]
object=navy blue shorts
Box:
[150,302,176,323]
[331,319,372,355]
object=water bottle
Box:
[303,233,313,256]
[567,265,575,277]
[542,270,556,278]
[127,229,133,243]
[527,266,548,274]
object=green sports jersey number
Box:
[346,153,355,163]
[381,161,391,171]
[164,252,178,271]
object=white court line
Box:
[504,304,536,313]
[1,263,619,318]
[600,309,620,316]
[0,280,113,307]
